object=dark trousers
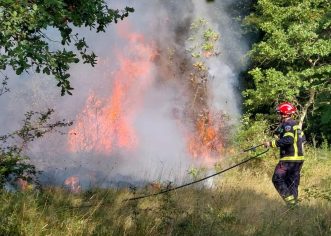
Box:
[272,161,304,199]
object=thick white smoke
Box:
[0,0,249,188]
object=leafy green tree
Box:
[0,0,134,95]
[243,0,331,141]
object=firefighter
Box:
[264,102,305,207]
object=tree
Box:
[243,0,331,142]
[0,0,134,95]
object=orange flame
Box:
[67,22,224,167]
[68,23,156,154]
[64,176,81,193]
[187,111,224,165]
[16,178,30,191]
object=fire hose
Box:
[125,144,269,201]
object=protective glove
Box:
[263,141,271,148]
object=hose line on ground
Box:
[125,145,269,201]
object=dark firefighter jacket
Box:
[271,118,305,161]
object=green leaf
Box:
[0,1,133,96]
[16,67,24,75]
[43,67,50,75]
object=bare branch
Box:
[0,74,10,96]
[299,88,316,129]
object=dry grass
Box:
[1,150,330,235]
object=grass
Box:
[1,148,330,235]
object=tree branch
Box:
[299,88,316,129]
[0,74,10,96]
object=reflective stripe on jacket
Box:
[271,119,304,161]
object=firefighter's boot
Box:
[284,195,297,208]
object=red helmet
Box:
[276,102,296,115]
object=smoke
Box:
[0,0,249,189]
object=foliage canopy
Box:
[243,0,331,142]
[0,0,134,95]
